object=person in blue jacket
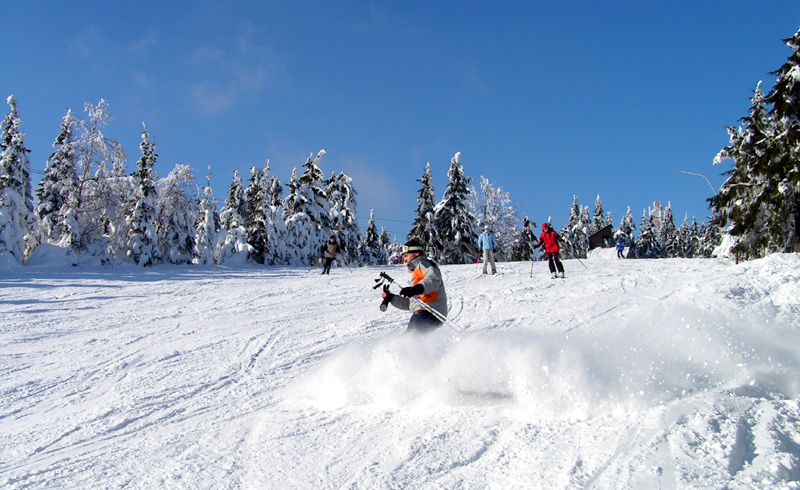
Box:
[477,225,497,275]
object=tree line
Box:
[3,27,798,266]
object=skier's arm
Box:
[415,261,442,294]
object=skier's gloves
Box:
[400,284,424,297]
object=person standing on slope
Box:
[616,239,626,259]
[535,222,565,278]
[477,225,497,275]
[380,240,448,333]
[321,235,340,275]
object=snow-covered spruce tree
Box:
[244,164,269,264]
[194,168,218,265]
[636,207,664,258]
[157,164,196,264]
[433,152,477,264]
[764,28,800,253]
[36,109,79,246]
[659,203,679,257]
[507,216,537,261]
[710,83,775,259]
[697,221,721,258]
[712,29,800,258]
[220,171,247,231]
[282,167,307,265]
[326,171,361,265]
[379,226,392,263]
[125,125,161,266]
[614,206,636,247]
[359,209,384,265]
[217,170,250,264]
[285,150,330,265]
[0,95,36,263]
[592,194,606,235]
[560,196,589,259]
[264,170,287,265]
[469,175,519,261]
[408,162,440,258]
[681,215,700,258]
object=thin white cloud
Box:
[187,23,285,117]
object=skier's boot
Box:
[551,272,558,279]
[560,272,565,279]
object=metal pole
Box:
[679,170,717,194]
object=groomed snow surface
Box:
[2,251,800,489]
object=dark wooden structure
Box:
[588,224,614,250]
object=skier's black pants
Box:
[546,252,564,274]
[322,257,335,274]
[406,309,442,333]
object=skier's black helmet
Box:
[402,240,424,254]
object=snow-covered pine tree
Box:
[408,162,440,258]
[126,125,161,266]
[264,169,287,265]
[0,95,36,263]
[592,194,606,235]
[764,29,800,253]
[507,216,537,261]
[711,28,800,258]
[698,221,721,258]
[560,196,589,259]
[685,215,701,258]
[216,170,250,264]
[220,171,247,231]
[244,164,269,264]
[285,150,330,265]
[358,209,384,265]
[37,109,79,246]
[326,171,360,265]
[433,152,477,264]
[636,207,664,258]
[157,164,196,264]
[194,168,218,265]
[469,176,519,261]
[282,167,307,265]
[614,206,635,246]
[659,203,678,257]
[379,227,392,264]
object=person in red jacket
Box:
[535,222,565,278]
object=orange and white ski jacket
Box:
[389,255,448,319]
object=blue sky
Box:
[3,2,799,239]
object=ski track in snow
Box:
[1,254,800,489]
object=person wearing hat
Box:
[320,235,340,275]
[477,225,497,275]
[380,240,448,332]
[535,222,565,278]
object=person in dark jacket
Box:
[321,236,340,274]
[380,240,448,333]
[535,223,565,278]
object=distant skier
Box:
[616,239,626,259]
[380,240,448,333]
[535,222,565,278]
[477,225,497,275]
[321,236,340,275]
